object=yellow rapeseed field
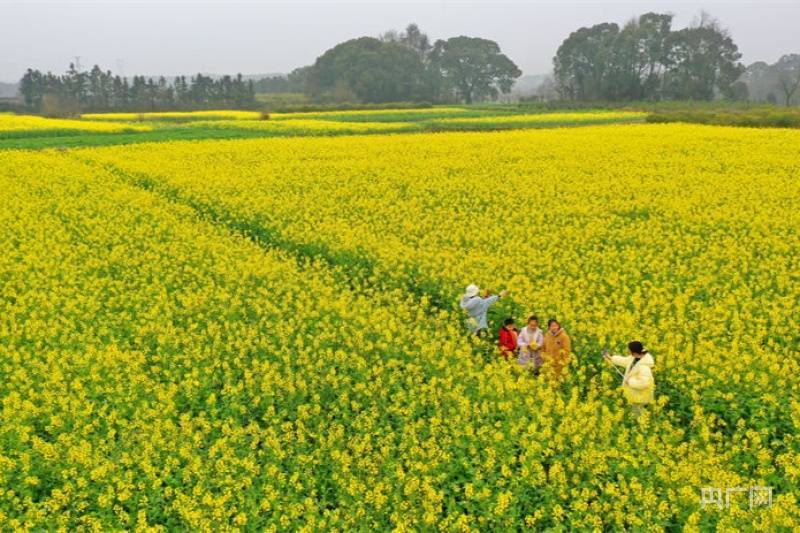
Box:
[432,110,645,125]
[1,121,799,530]
[0,114,152,136]
[268,107,468,120]
[81,110,263,121]
[182,118,415,133]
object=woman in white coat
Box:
[517,315,544,373]
[604,341,655,416]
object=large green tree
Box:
[553,12,744,101]
[306,37,429,103]
[662,20,744,100]
[553,23,619,100]
[605,13,673,100]
[429,36,521,103]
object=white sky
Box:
[1,0,798,81]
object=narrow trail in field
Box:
[70,152,461,316]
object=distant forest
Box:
[550,12,799,104]
[16,23,522,114]
[18,65,256,115]
[256,16,798,106]
[12,14,800,114]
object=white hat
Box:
[464,284,480,297]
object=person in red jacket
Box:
[498,317,518,359]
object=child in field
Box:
[498,318,518,359]
[604,341,655,417]
[517,315,544,372]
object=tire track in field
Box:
[69,152,463,318]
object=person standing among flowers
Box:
[498,317,518,359]
[604,341,655,417]
[459,284,509,336]
[541,318,571,379]
[517,315,544,373]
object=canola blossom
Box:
[1,121,799,530]
[269,106,468,120]
[182,118,415,133]
[80,110,264,121]
[432,110,646,125]
[0,114,152,137]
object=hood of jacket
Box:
[634,353,655,368]
[459,295,478,310]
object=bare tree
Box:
[774,55,800,106]
[777,72,800,106]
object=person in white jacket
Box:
[604,341,655,417]
[517,315,544,372]
[459,284,508,336]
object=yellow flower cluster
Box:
[269,106,467,120]
[183,118,414,133]
[81,110,263,121]
[0,114,151,136]
[1,121,798,530]
[434,110,645,125]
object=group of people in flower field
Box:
[459,283,655,415]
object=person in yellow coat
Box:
[541,319,571,380]
[604,341,655,417]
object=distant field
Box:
[647,106,800,128]
[81,110,264,122]
[1,107,648,150]
[0,114,151,138]
[8,104,800,151]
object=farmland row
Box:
[0,110,646,151]
[0,149,724,530]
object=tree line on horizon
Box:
[18,64,256,115]
[259,16,797,106]
[14,14,800,114]
[16,23,521,114]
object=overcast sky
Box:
[1,0,798,81]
